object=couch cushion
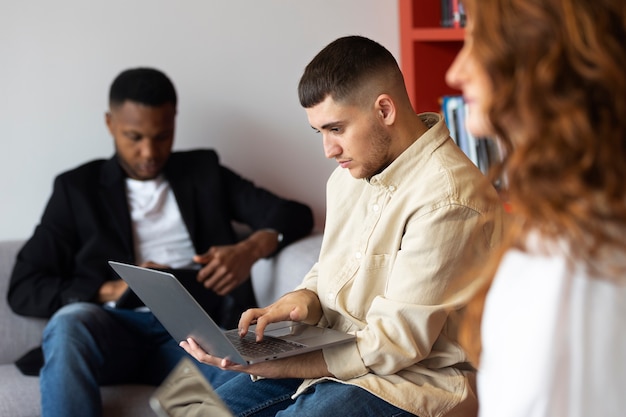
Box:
[0,363,157,417]
[251,233,323,307]
[0,240,48,365]
[0,364,40,417]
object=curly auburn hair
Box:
[458,0,626,365]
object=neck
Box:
[395,109,429,152]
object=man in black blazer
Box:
[7,67,313,417]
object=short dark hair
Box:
[109,67,177,108]
[298,35,404,108]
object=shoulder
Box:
[166,149,219,173]
[164,149,225,183]
[484,247,569,333]
[168,149,219,165]
[55,159,108,185]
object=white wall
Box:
[0,0,399,240]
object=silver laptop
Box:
[108,261,355,365]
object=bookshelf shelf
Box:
[398,0,465,113]
[410,28,465,42]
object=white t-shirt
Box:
[125,176,196,269]
[478,238,626,417]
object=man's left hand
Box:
[193,230,281,296]
[193,243,255,296]
[180,337,332,379]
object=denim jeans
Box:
[40,302,238,417]
[216,373,417,417]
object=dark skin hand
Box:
[193,243,258,296]
[97,261,169,303]
[193,230,280,296]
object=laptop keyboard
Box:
[226,331,305,357]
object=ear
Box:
[105,111,114,134]
[375,94,396,126]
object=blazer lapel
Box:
[166,166,198,247]
[99,156,134,256]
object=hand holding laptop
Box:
[180,333,334,379]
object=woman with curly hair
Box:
[446,0,626,416]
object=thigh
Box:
[47,304,177,384]
[105,309,242,387]
[194,362,241,391]
[103,305,172,342]
[215,373,303,417]
[43,303,133,354]
[101,307,187,385]
[278,381,417,417]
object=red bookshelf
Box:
[399,1,510,204]
[398,0,465,113]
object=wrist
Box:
[258,228,283,244]
[242,229,282,260]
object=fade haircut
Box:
[109,67,177,108]
[298,35,405,109]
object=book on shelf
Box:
[440,95,504,189]
[441,95,461,145]
[440,0,466,28]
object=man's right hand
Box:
[237,289,323,341]
[138,261,171,270]
[97,280,128,303]
[98,260,170,303]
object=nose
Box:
[445,45,468,90]
[139,138,158,159]
[322,134,341,159]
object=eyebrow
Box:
[316,121,344,131]
[123,128,142,136]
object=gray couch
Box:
[0,233,322,417]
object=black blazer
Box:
[8,149,313,326]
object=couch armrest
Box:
[0,240,48,365]
[251,232,323,307]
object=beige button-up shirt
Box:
[295,113,505,417]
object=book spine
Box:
[441,0,452,28]
[452,0,461,28]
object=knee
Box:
[43,302,104,340]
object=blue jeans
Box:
[40,302,238,417]
[216,373,417,417]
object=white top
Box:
[479,238,626,417]
[125,176,196,269]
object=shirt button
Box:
[372,204,380,212]
[389,185,396,192]
[355,251,362,259]
[327,292,334,301]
